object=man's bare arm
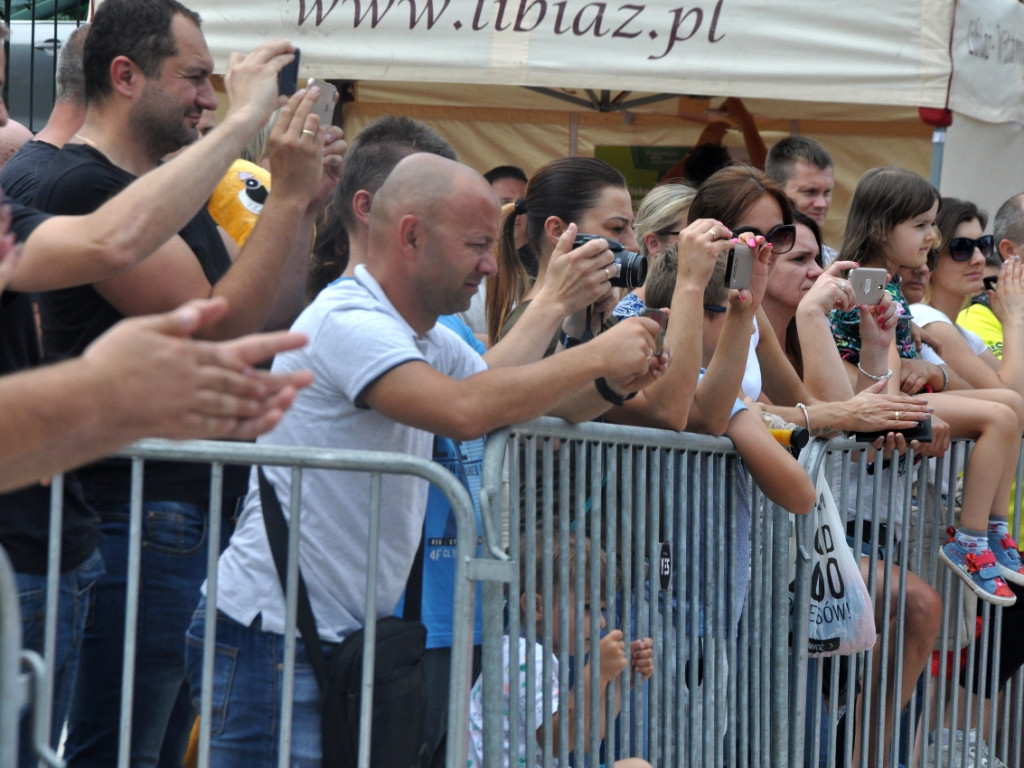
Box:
[362,317,661,441]
[87,88,324,339]
[0,298,313,493]
[8,40,296,293]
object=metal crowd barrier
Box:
[476,418,796,768]
[475,420,1024,768]
[2,439,478,768]
[805,436,1024,768]
[5,426,1024,768]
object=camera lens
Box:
[611,249,647,289]
[572,233,647,289]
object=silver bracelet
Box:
[856,361,893,382]
[796,402,811,432]
[938,364,950,392]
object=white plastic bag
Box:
[791,470,876,657]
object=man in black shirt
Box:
[0,15,316,768]
[0,24,88,204]
[32,1,341,765]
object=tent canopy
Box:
[191,0,955,111]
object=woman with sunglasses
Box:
[909,197,1024,397]
[682,165,919,430]
[677,169,942,768]
[830,171,1024,608]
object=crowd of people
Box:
[1,1,1023,767]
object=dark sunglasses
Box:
[731,223,797,255]
[948,235,994,261]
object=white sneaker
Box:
[924,730,1007,768]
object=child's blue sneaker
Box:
[989,531,1024,586]
[939,533,1016,607]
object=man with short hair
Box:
[0,14,308,768]
[187,153,664,766]
[30,1,340,764]
[765,136,838,263]
[307,114,454,300]
[0,23,89,203]
[959,192,1024,358]
[484,164,527,205]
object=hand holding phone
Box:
[984,275,999,292]
[277,48,301,96]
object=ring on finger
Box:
[708,227,718,239]
[301,128,317,138]
[603,267,611,279]
[839,280,847,292]
[894,411,901,420]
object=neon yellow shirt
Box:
[958,302,1003,359]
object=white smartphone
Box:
[307,77,338,127]
[849,267,887,305]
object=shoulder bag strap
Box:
[258,466,329,692]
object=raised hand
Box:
[222,40,297,131]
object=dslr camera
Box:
[573,234,647,289]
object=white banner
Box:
[188,0,953,108]
[949,0,1024,125]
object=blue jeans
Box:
[15,548,103,768]
[64,501,208,768]
[185,600,329,768]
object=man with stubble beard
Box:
[30,0,344,765]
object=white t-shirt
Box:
[214,266,489,642]
[743,317,762,401]
[467,636,556,768]
[911,303,988,356]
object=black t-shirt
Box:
[0,139,61,205]
[0,202,102,574]
[34,144,246,508]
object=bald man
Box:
[189,153,665,766]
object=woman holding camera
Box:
[487,156,724,424]
[486,156,634,346]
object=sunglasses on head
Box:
[731,223,796,255]
[948,235,994,261]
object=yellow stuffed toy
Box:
[207,159,272,247]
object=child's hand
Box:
[598,629,627,683]
[630,637,654,681]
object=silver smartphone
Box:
[724,243,755,291]
[849,267,887,305]
[307,78,338,127]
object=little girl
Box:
[829,167,1024,606]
